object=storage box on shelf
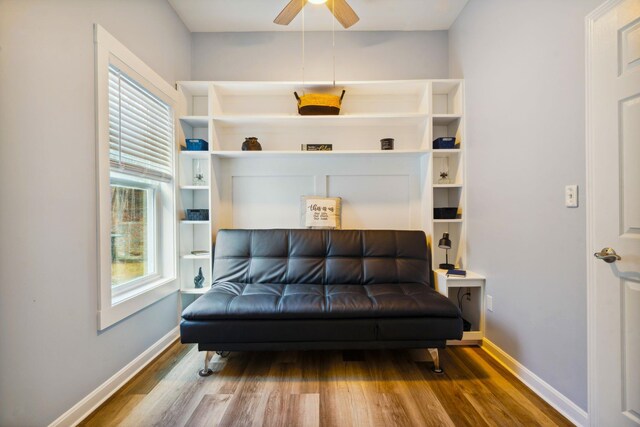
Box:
[179,117,208,150]
[434,269,485,344]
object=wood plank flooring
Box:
[80,342,573,427]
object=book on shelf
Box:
[190,250,210,255]
[446,269,467,277]
[301,144,332,151]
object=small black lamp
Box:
[438,232,455,270]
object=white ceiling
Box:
[168,0,469,32]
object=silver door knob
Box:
[594,247,621,263]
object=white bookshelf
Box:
[176,82,213,294]
[431,80,465,270]
[175,79,467,292]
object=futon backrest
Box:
[212,229,431,287]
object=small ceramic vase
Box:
[242,137,262,151]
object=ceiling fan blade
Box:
[326,0,359,29]
[274,0,308,25]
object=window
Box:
[95,25,178,330]
[111,181,155,291]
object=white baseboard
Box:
[48,326,180,427]
[481,338,588,427]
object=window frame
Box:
[110,175,159,298]
[95,24,179,330]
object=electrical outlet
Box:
[565,185,578,208]
[487,295,493,312]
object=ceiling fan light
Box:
[309,0,328,4]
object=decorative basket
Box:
[185,139,209,151]
[434,207,459,220]
[433,137,458,150]
[294,90,346,116]
[186,209,209,221]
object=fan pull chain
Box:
[301,0,305,92]
[332,0,336,87]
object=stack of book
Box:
[446,269,467,277]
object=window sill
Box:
[99,276,178,330]
[112,275,164,305]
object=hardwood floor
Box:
[80,342,573,427]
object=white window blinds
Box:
[109,64,173,182]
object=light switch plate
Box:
[487,295,493,312]
[565,185,578,208]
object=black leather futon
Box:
[180,229,463,375]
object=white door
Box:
[587,0,640,425]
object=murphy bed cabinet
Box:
[175,80,467,297]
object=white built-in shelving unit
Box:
[175,80,466,294]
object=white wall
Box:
[0,1,190,425]
[449,0,602,411]
[191,31,449,81]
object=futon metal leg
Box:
[199,351,214,377]
[428,348,443,374]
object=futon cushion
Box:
[212,229,430,287]
[181,281,460,321]
[179,317,462,344]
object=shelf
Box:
[433,114,462,125]
[211,80,430,96]
[180,220,210,225]
[212,113,428,128]
[433,184,463,188]
[181,254,211,260]
[435,269,485,281]
[180,151,210,159]
[211,149,430,159]
[180,116,209,127]
[180,185,210,190]
[432,80,463,95]
[432,149,461,155]
[433,219,463,223]
[181,288,209,295]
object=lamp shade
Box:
[438,232,452,249]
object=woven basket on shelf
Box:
[294,90,346,115]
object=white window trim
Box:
[95,24,179,330]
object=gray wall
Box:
[449,0,602,411]
[0,0,601,422]
[192,31,449,81]
[0,1,190,425]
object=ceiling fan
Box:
[274,0,360,29]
